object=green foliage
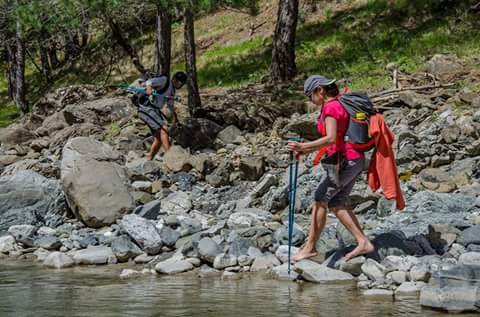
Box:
[0,104,20,128]
[187,0,480,90]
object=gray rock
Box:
[239,157,265,181]
[134,200,161,220]
[43,252,75,269]
[33,248,50,261]
[270,263,299,281]
[238,255,253,266]
[282,112,319,140]
[0,171,66,232]
[458,252,480,266]
[251,174,277,198]
[424,53,462,75]
[111,235,143,262]
[294,260,355,283]
[213,253,238,269]
[61,137,134,228]
[169,118,221,151]
[275,245,300,263]
[420,264,480,313]
[250,253,281,272]
[198,237,222,263]
[374,191,476,237]
[389,271,407,285]
[119,214,163,255]
[73,246,115,265]
[0,235,16,253]
[155,256,194,274]
[8,225,37,247]
[227,208,272,229]
[158,226,181,248]
[409,264,431,282]
[274,225,306,247]
[396,282,422,296]
[336,256,366,276]
[361,259,386,282]
[34,236,62,250]
[125,159,161,181]
[217,125,242,145]
[131,181,152,193]
[457,225,480,246]
[163,146,192,172]
[134,253,153,264]
[161,191,192,215]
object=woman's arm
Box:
[288,116,337,154]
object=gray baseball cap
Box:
[304,75,336,97]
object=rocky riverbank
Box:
[1,54,480,313]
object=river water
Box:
[0,260,476,317]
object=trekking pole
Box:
[287,137,302,275]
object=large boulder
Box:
[169,118,222,151]
[119,214,163,255]
[420,264,480,313]
[0,170,66,233]
[61,137,135,227]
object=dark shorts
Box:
[138,104,167,135]
[314,157,365,209]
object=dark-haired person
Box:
[137,71,187,161]
[287,75,374,262]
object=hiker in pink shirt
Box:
[288,75,374,262]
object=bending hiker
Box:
[136,71,187,160]
[287,75,375,262]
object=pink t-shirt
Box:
[317,99,364,161]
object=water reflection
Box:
[0,261,476,317]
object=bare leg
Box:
[292,201,327,262]
[331,207,374,261]
[147,130,163,161]
[160,127,170,152]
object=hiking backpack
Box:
[142,72,171,94]
[338,92,376,152]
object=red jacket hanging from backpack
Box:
[367,113,405,210]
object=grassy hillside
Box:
[1,0,480,127]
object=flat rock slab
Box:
[43,252,75,269]
[73,246,115,265]
[294,260,355,283]
[155,257,194,275]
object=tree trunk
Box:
[14,25,28,114]
[106,15,147,74]
[5,40,16,100]
[155,5,171,76]
[48,46,58,69]
[38,36,51,80]
[271,0,299,82]
[183,8,201,115]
